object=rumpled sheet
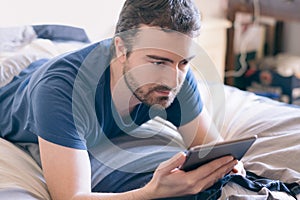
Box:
[0,26,36,52]
[202,85,300,199]
[0,25,91,88]
[0,38,89,87]
[0,138,50,200]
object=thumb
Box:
[157,152,186,174]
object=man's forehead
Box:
[131,27,197,58]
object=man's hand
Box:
[141,152,238,199]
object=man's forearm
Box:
[71,187,152,200]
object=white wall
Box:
[1,0,230,41]
[0,0,125,41]
[3,0,299,56]
[1,0,230,42]
[195,0,228,19]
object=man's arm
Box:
[38,136,237,200]
[38,137,148,200]
[178,107,246,176]
[178,106,223,148]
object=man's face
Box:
[123,48,193,108]
[115,27,196,108]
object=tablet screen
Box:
[180,135,257,171]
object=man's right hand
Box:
[141,152,238,199]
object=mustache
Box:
[148,85,174,93]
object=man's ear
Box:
[114,37,126,63]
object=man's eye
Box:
[153,61,164,65]
[181,60,189,65]
[178,61,189,69]
[183,61,188,65]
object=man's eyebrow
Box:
[146,55,195,63]
[147,55,174,63]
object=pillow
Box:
[0,53,49,87]
[32,24,91,43]
[0,26,37,52]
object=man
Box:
[0,0,242,199]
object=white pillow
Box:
[0,26,36,52]
[0,53,47,87]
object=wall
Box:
[2,0,299,56]
[195,0,228,19]
[0,0,228,42]
[0,0,125,41]
[0,0,230,41]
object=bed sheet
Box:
[0,138,50,199]
[206,85,300,185]
[0,25,90,87]
[208,86,300,199]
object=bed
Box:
[0,25,300,200]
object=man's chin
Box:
[135,91,175,108]
[144,98,173,109]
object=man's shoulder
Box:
[29,38,113,89]
[61,39,112,64]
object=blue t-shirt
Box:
[0,39,203,150]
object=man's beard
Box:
[123,63,183,108]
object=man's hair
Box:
[111,0,201,57]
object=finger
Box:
[212,159,238,180]
[231,161,246,176]
[232,160,241,173]
[199,159,238,191]
[231,167,238,173]
[156,152,186,175]
[189,156,235,178]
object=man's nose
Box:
[161,64,179,89]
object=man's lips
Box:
[154,90,171,96]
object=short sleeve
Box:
[29,69,87,150]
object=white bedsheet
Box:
[0,38,88,87]
[212,86,300,199]
[0,138,50,199]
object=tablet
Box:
[180,135,257,171]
